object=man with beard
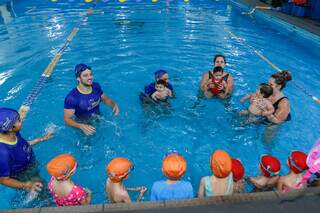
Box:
[64,64,120,135]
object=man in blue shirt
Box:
[150,153,193,201]
[0,108,52,191]
[64,64,120,135]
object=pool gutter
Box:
[4,187,320,213]
[229,0,320,45]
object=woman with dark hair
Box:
[200,54,234,99]
[266,70,292,124]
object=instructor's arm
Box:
[64,109,96,135]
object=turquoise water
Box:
[0,0,320,209]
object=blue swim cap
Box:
[0,108,20,132]
[154,69,168,79]
[75,64,91,78]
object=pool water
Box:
[0,0,320,209]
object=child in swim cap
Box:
[240,83,274,122]
[151,79,173,101]
[277,151,308,193]
[198,150,233,197]
[232,159,245,193]
[150,153,193,201]
[47,154,91,206]
[249,155,280,190]
[106,157,147,203]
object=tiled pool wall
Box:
[230,0,320,47]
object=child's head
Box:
[210,150,232,178]
[47,154,77,181]
[162,153,186,181]
[155,79,167,92]
[232,159,245,182]
[288,151,308,174]
[106,157,133,183]
[258,83,273,98]
[259,155,280,177]
[212,66,224,80]
[0,108,22,133]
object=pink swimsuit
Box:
[48,177,87,206]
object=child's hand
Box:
[140,187,147,193]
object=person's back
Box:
[249,155,281,190]
[150,180,193,201]
[47,154,91,207]
[201,174,233,196]
[106,178,130,203]
[198,150,233,197]
[106,157,147,203]
[278,151,308,193]
[150,153,193,201]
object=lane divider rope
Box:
[224,27,320,105]
[19,1,100,119]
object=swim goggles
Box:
[260,155,280,177]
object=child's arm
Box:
[151,92,158,101]
[121,190,132,203]
[136,187,147,202]
[80,188,92,205]
[219,81,229,98]
[262,100,275,116]
[28,132,53,146]
[240,94,252,103]
[197,177,205,198]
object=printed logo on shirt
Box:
[87,98,101,110]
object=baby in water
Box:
[151,79,172,101]
[240,83,274,122]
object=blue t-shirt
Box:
[0,132,33,177]
[64,82,104,119]
[144,82,174,96]
[150,180,193,201]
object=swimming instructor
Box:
[64,64,120,136]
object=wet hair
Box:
[213,66,224,73]
[213,54,226,64]
[156,79,167,87]
[271,70,292,90]
[259,83,273,98]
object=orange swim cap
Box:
[231,159,245,182]
[162,153,187,180]
[260,155,280,177]
[210,150,232,178]
[288,151,308,174]
[106,157,133,183]
[47,154,77,180]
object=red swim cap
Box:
[259,155,280,177]
[232,159,245,182]
[288,151,308,174]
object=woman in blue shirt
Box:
[0,108,52,192]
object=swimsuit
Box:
[204,174,233,197]
[48,177,87,206]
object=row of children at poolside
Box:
[46,150,310,206]
[152,66,274,122]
